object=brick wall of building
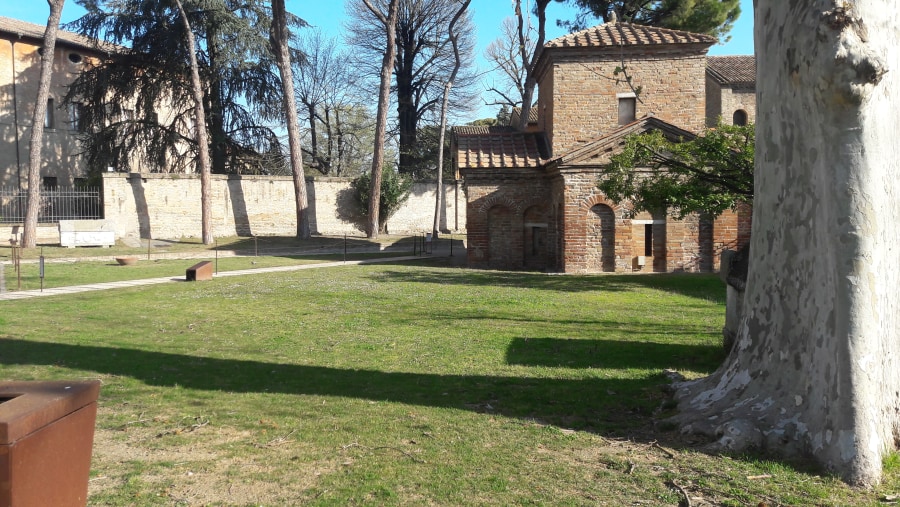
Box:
[720,86,756,125]
[463,169,553,270]
[540,50,708,156]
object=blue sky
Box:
[5,0,753,118]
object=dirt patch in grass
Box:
[89,407,341,505]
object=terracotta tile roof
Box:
[454,126,549,169]
[707,55,756,86]
[509,106,538,126]
[0,16,113,52]
[544,22,716,49]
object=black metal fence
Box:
[0,187,102,223]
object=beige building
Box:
[0,17,117,189]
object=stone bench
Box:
[58,220,115,248]
[186,261,214,281]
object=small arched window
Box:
[733,109,748,126]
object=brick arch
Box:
[522,202,550,270]
[588,203,617,272]
[478,195,523,216]
[579,194,622,214]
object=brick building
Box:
[454,22,754,273]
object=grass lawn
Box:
[1,260,897,505]
[0,234,435,290]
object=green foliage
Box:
[67,0,304,176]
[599,122,753,218]
[352,169,414,232]
[496,104,511,125]
[398,125,453,181]
[468,117,499,127]
[558,0,741,40]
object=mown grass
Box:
[1,261,897,505]
[0,234,444,290]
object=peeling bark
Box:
[671,0,900,486]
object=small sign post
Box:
[39,248,45,292]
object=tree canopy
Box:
[346,0,478,179]
[598,122,753,218]
[557,0,740,40]
[67,0,302,176]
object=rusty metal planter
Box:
[0,381,101,507]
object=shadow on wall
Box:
[226,177,251,236]
[334,185,366,234]
[129,175,151,239]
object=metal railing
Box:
[0,187,102,223]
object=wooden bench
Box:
[185,261,214,281]
[58,220,115,248]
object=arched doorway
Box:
[588,204,616,272]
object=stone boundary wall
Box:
[100,173,466,242]
[0,174,467,245]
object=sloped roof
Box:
[454,126,549,170]
[509,106,539,126]
[707,55,756,86]
[0,16,112,52]
[544,22,716,50]
[552,115,697,167]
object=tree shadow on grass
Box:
[0,336,692,435]
[366,268,726,303]
[506,337,723,371]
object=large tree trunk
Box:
[362,0,400,239]
[22,0,65,249]
[271,0,310,238]
[671,0,898,486]
[175,0,214,245]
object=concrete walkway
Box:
[0,251,458,301]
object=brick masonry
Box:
[458,26,753,274]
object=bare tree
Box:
[672,0,899,486]
[174,0,214,245]
[361,0,400,238]
[514,0,550,131]
[483,16,532,112]
[294,30,370,176]
[432,0,470,239]
[347,0,477,177]
[22,0,65,248]
[271,0,310,238]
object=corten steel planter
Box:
[0,380,101,507]
[115,256,138,266]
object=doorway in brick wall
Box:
[589,204,617,272]
[523,204,549,271]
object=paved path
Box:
[0,253,453,301]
